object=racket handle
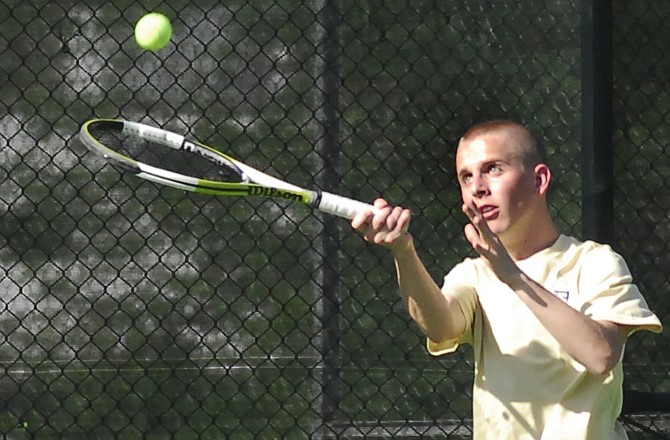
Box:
[317,192,375,219]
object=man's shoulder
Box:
[555,234,621,259]
[537,235,631,279]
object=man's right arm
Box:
[392,238,467,343]
[352,198,467,344]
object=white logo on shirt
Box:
[553,290,570,302]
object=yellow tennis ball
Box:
[134,13,172,51]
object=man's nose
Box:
[470,175,488,196]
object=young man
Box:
[352,120,662,439]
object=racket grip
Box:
[317,192,376,220]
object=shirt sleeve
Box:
[426,259,479,356]
[578,244,662,334]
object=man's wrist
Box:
[391,233,415,258]
[495,263,525,288]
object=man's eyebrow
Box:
[458,159,505,172]
[456,167,472,178]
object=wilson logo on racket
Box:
[247,186,304,202]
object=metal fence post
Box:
[581,0,614,243]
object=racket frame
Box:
[78,119,375,219]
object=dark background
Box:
[0,0,668,438]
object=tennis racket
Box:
[78,119,375,219]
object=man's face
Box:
[455,132,538,238]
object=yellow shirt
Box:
[428,235,662,440]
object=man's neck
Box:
[502,218,560,261]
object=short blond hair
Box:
[461,120,546,166]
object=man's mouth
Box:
[478,205,498,220]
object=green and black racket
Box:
[78,119,375,219]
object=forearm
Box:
[508,272,625,375]
[349,201,466,343]
[393,238,466,343]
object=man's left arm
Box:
[506,272,629,375]
[461,203,630,375]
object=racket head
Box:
[78,119,316,202]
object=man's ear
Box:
[534,164,551,195]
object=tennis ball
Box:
[134,13,172,51]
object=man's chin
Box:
[488,221,510,237]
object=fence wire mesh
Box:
[0,0,668,438]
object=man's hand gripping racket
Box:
[352,198,413,253]
[78,119,375,220]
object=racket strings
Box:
[90,127,245,183]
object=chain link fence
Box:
[613,1,670,436]
[0,0,668,438]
